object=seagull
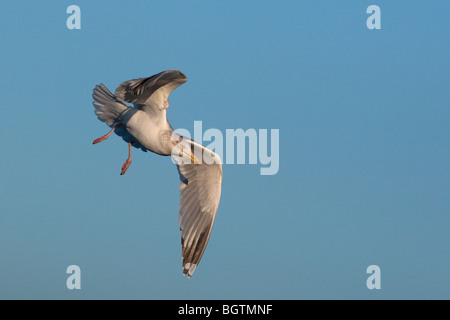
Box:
[91,70,223,278]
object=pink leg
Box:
[120,142,133,175]
[93,123,120,144]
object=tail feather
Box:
[92,84,147,152]
[92,84,129,127]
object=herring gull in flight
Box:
[91,70,223,278]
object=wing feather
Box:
[177,140,222,278]
[115,69,187,113]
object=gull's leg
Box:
[120,142,133,175]
[93,123,120,144]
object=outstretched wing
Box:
[176,139,223,278]
[114,69,187,113]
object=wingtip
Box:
[182,263,197,278]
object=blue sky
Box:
[0,1,449,299]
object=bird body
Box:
[91,70,223,278]
[125,109,174,156]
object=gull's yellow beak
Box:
[180,149,200,165]
[190,153,201,165]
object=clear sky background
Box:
[0,1,449,299]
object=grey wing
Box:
[114,69,187,112]
[176,141,223,278]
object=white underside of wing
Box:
[177,140,223,278]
